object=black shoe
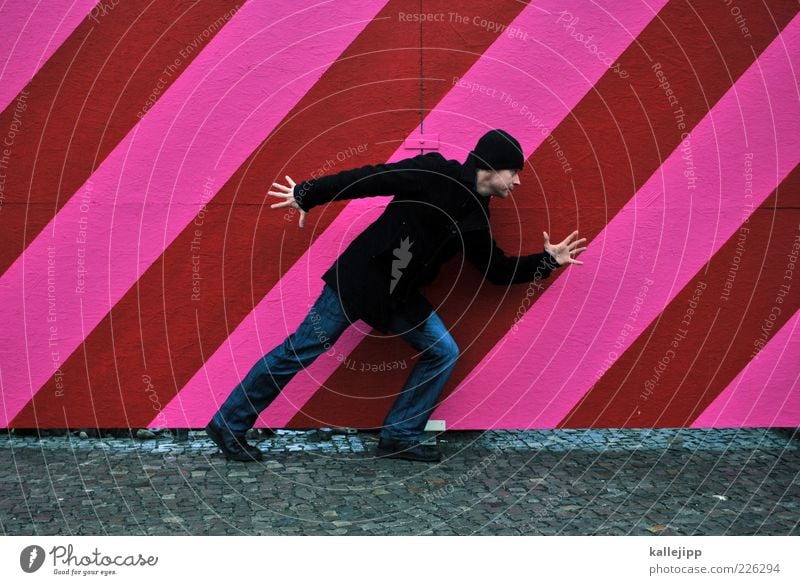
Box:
[205,421,263,462]
[376,437,442,462]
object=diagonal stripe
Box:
[290,0,799,429]
[434,15,800,430]
[561,166,800,427]
[0,0,97,110]
[692,309,800,428]
[0,0,246,276]
[157,0,669,427]
[3,0,390,427]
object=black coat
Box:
[294,153,559,332]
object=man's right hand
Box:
[269,175,307,228]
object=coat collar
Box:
[461,156,492,214]
[460,154,478,189]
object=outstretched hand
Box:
[269,175,306,228]
[543,230,587,266]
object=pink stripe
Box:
[434,16,800,429]
[0,0,98,111]
[692,310,800,427]
[157,0,668,426]
[0,0,389,427]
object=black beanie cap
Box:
[468,129,524,171]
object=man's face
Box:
[480,168,521,198]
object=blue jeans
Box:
[211,284,459,441]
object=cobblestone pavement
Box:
[1,428,797,536]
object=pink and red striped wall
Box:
[1,0,797,430]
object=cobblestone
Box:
[0,428,797,535]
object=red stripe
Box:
[11,0,529,428]
[0,0,243,276]
[560,165,800,428]
[289,0,799,429]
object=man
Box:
[206,129,586,462]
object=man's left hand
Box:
[543,230,587,266]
